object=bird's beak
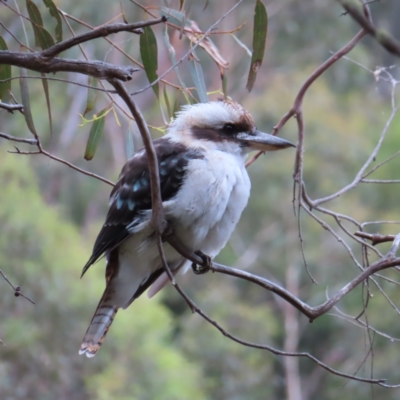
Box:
[242,130,296,151]
[237,131,296,151]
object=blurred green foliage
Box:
[0,155,206,400]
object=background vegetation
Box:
[1,0,400,399]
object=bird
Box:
[79,99,295,358]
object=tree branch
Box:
[6,137,115,187]
[166,232,400,322]
[246,28,366,168]
[0,102,24,113]
[108,79,165,232]
[0,51,138,81]
[0,269,35,305]
[41,17,167,57]
[0,132,36,144]
[160,235,391,386]
[338,0,400,57]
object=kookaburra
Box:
[79,99,294,357]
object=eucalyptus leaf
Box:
[246,0,268,92]
[84,108,108,161]
[0,37,11,103]
[43,0,63,43]
[140,26,159,99]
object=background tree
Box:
[1,0,400,399]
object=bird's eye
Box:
[224,124,234,131]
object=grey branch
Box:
[0,131,37,145]
[166,233,400,322]
[0,51,138,81]
[42,17,167,57]
[0,102,24,113]
[108,79,166,232]
[338,0,400,57]
[0,269,35,304]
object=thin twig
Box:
[355,232,397,245]
[362,179,400,184]
[0,132,37,144]
[0,75,116,93]
[9,146,115,187]
[0,269,35,304]
[312,105,399,207]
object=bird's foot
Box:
[192,251,212,275]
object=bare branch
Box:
[0,51,138,81]
[166,232,400,321]
[160,236,389,385]
[108,79,165,232]
[312,105,399,206]
[0,132,37,145]
[355,232,398,246]
[0,269,35,305]
[338,0,400,57]
[0,75,116,93]
[60,10,182,91]
[246,28,366,168]
[10,145,115,187]
[41,17,166,57]
[0,102,24,113]
[362,179,400,184]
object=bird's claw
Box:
[192,251,212,275]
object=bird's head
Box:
[166,99,295,156]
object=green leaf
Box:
[246,0,267,92]
[84,108,108,161]
[189,52,208,103]
[19,67,38,137]
[0,37,11,103]
[42,0,63,43]
[222,73,228,99]
[26,0,55,50]
[84,76,98,116]
[140,26,159,99]
[125,125,135,160]
[41,74,52,136]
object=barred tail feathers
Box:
[79,292,118,358]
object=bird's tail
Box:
[79,289,118,358]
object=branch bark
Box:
[0,102,24,113]
[0,51,138,81]
[108,79,165,232]
[338,0,400,57]
[42,17,167,57]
